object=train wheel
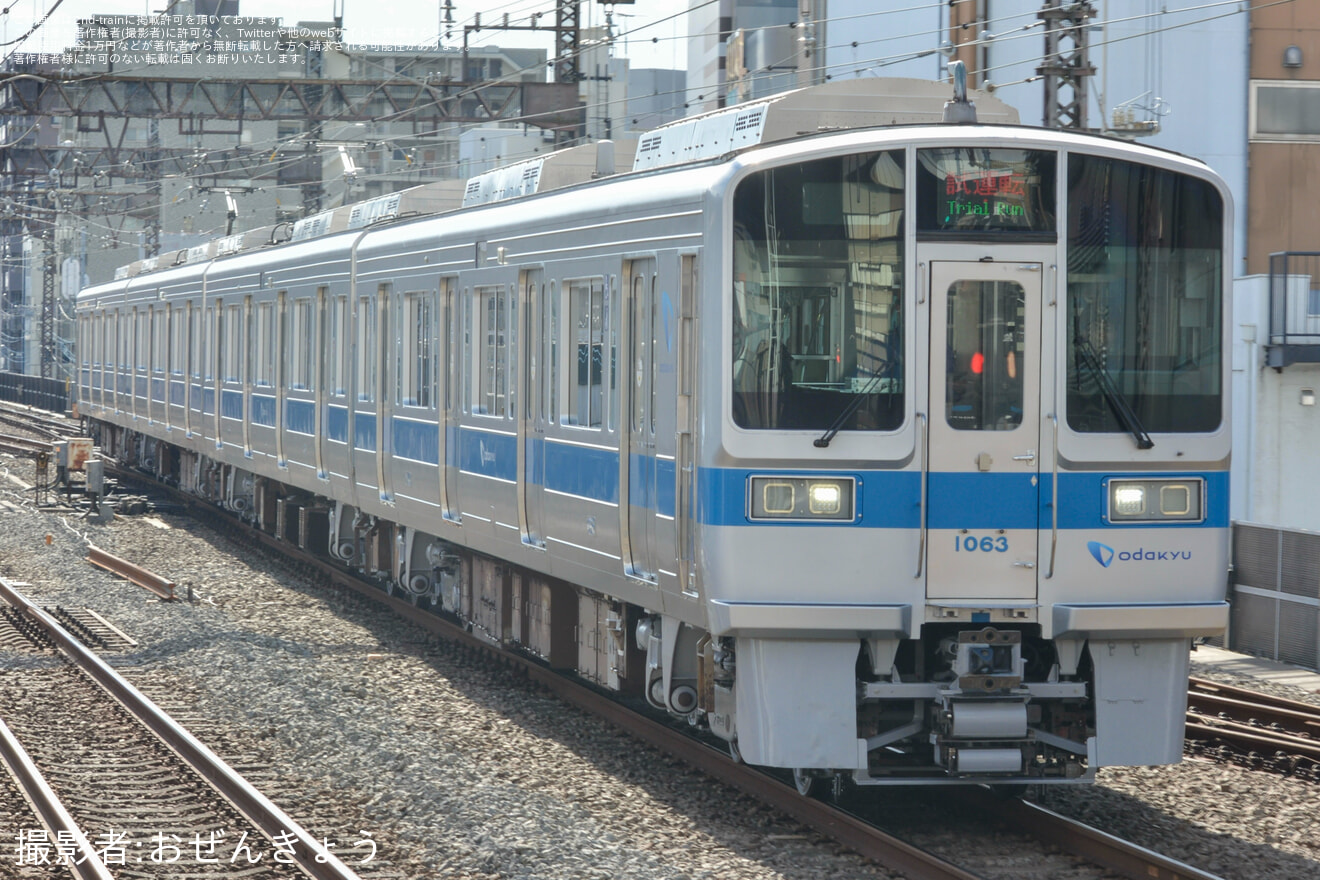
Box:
[728,738,743,764]
[792,768,818,797]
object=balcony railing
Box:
[1267,251,1320,367]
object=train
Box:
[74,76,1231,792]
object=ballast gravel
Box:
[2,453,1319,879]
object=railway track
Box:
[102,464,1225,880]
[0,576,379,880]
[0,404,81,442]
[0,431,53,459]
[1185,676,1320,778]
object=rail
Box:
[992,794,1224,880]
[85,544,176,600]
[0,575,364,880]
[1186,676,1320,775]
[0,716,114,880]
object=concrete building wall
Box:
[1233,276,1320,531]
[1246,0,1320,274]
[626,69,686,132]
[686,0,734,115]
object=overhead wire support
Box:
[1036,0,1096,130]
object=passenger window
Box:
[224,304,242,382]
[650,277,659,435]
[566,277,604,428]
[291,298,314,390]
[356,295,375,402]
[151,308,165,375]
[255,302,275,387]
[462,289,472,414]
[606,275,616,432]
[189,306,201,380]
[168,306,185,375]
[401,292,434,408]
[631,275,645,434]
[476,285,507,417]
[547,281,559,422]
[202,307,214,382]
[329,295,347,396]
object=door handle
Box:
[1012,451,1036,463]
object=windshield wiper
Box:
[1074,336,1154,449]
[814,371,887,448]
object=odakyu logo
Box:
[1087,541,1114,568]
[1087,540,1192,568]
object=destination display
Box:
[916,148,1056,236]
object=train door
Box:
[649,254,688,596]
[623,258,658,580]
[241,294,253,456]
[275,290,287,467]
[441,279,461,522]
[351,284,387,500]
[377,283,395,503]
[925,260,1042,602]
[519,268,545,546]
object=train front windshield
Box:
[730,145,1225,439]
[730,151,906,432]
[1065,155,1224,435]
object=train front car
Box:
[698,128,1230,788]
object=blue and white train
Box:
[75,78,1230,790]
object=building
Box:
[0,0,549,375]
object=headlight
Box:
[1107,478,1204,522]
[1113,485,1146,516]
[809,483,841,514]
[749,476,855,521]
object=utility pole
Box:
[1036,0,1096,130]
[796,0,822,89]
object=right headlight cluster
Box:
[1106,478,1205,523]
[748,476,856,521]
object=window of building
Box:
[1251,81,1320,140]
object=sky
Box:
[3,0,691,71]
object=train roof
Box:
[87,77,1214,294]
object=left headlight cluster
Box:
[748,476,856,521]
[1107,478,1205,523]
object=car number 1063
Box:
[955,534,1009,553]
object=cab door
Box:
[926,260,1042,602]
